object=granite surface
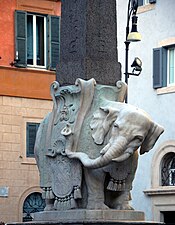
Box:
[56,0,121,85]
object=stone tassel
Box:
[107,178,114,191]
[122,180,126,190]
[74,186,82,199]
[113,181,118,191]
[118,181,122,191]
[67,196,71,209]
[46,188,50,199]
[49,188,55,199]
[54,197,58,209]
[62,198,66,210]
[42,188,46,199]
[70,194,77,209]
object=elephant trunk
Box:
[66,136,128,169]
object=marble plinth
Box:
[33,210,145,223]
[6,210,164,225]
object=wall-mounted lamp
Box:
[124,0,142,103]
[130,57,142,76]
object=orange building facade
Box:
[0,0,61,99]
[0,0,61,222]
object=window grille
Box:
[23,192,45,222]
[161,152,175,186]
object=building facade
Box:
[117,0,175,223]
[0,0,61,222]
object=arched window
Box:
[161,152,175,186]
[23,192,45,222]
[144,141,175,222]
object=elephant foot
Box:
[87,202,109,210]
[115,203,134,210]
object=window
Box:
[26,122,40,157]
[161,152,175,186]
[167,48,175,85]
[138,0,156,6]
[15,10,60,70]
[153,45,175,89]
[23,192,45,222]
[27,14,46,68]
[162,211,175,224]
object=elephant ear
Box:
[140,122,164,155]
[90,106,119,145]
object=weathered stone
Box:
[56,0,121,85]
[33,209,145,222]
[34,78,164,213]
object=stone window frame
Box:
[144,140,175,222]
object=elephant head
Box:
[66,102,164,168]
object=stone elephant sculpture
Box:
[34,79,164,211]
[65,101,164,209]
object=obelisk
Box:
[56,0,121,85]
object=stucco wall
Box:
[117,0,175,221]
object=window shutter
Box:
[48,16,60,70]
[138,0,143,6]
[153,48,167,89]
[26,123,40,157]
[15,10,27,67]
[149,0,156,3]
[162,47,167,87]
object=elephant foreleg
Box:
[112,191,133,210]
[84,168,109,209]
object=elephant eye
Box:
[114,123,119,128]
[136,135,143,142]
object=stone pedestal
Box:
[6,209,164,225]
[33,210,145,223]
[57,0,121,85]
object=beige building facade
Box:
[0,96,52,222]
[0,0,61,222]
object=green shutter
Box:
[48,15,60,70]
[153,47,167,89]
[15,10,27,67]
[26,123,40,157]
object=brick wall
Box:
[0,96,52,223]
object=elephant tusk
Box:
[112,152,131,162]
